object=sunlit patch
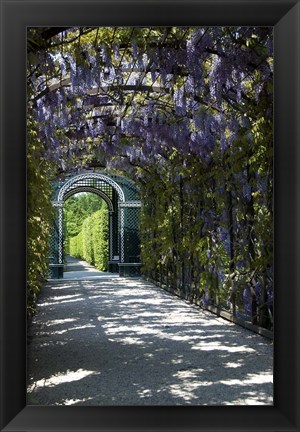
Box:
[50,294,82,301]
[224,391,273,405]
[166,368,215,402]
[137,388,153,398]
[224,361,243,368]
[40,297,85,306]
[171,358,184,365]
[175,368,204,379]
[119,336,144,345]
[220,372,273,386]
[101,322,156,335]
[50,284,77,290]
[120,281,143,288]
[86,295,105,300]
[144,353,154,359]
[57,397,94,405]
[38,340,68,347]
[27,369,100,391]
[191,341,256,353]
[45,318,77,326]
[168,382,201,402]
[52,324,96,335]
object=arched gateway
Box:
[49,172,142,279]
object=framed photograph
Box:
[0,1,299,431]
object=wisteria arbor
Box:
[27,26,273,329]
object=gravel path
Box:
[27,258,273,406]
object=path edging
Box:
[144,276,273,340]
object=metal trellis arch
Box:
[49,171,142,279]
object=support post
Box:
[49,200,64,279]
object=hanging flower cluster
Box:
[27,27,272,171]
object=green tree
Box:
[63,193,103,251]
[69,208,109,271]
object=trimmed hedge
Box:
[69,208,109,271]
[27,115,54,318]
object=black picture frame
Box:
[0,0,299,431]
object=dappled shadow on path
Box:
[27,277,273,406]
